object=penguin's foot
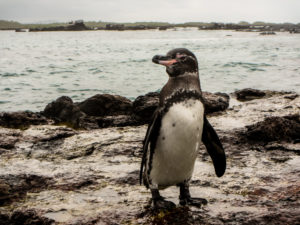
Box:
[151,188,176,210]
[153,197,176,209]
[179,197,208,207]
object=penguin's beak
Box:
[152,55,177,67]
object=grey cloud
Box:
[0,0,299,23]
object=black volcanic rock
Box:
[133,92,160,123]
[234,88,266,101]
[0,130,21,150]
[97,115,139,128]
[132,91,229,123]
[0,111,48,129]
[9,209,54,225]
[43,96,84,128]
[202,92,230,113]
[0,91,230,130]
[77,94,133,117]
[246,115,300,142]
[0,174,54,206]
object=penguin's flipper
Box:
[140,109,161,185]
[202,115,226,177]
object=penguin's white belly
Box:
[150,99,204,189]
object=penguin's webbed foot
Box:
[151,189,176,209]
[153,197,176,209]
[179,197,208,207]
[179,181,208,208]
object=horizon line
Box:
[1,19,300,25]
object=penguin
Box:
[140,48,226,209]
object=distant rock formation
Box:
[29,20,90,32]
[105,24,125,31]
[260,31,276,35]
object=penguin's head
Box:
[152,48,198,77]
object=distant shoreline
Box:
[1,19,300,33]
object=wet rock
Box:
[112,170,139,185]
[0,136,17,149]
[284,93,299,100]
[77,94,132,117]
[242,211,300,225]
[264,142,300,154]
[221,210,300,225]
[133,92,160,123]
[67,215,103,225]
[0,129,21,149]
[17,126,77,159]
[0,90,299,225]
[22,126,76,144]
[43,96,84,128]
[0,213,10,224]
[0,174,54,206]
[141,207,221,225]
[0,111,48,129]
[269,155,291,163]
[96,115,138,128]
[0,171,99,207]
[246,115,300,142]
[202,92,230,113]
[234,88,266,101]
[10,209,54,225]
[56,177,99,191]
[0,182,11,203]
[64,143,97,160]
[284,114,300,123]
[77,116,99,130]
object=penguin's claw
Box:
[179,197,208,207]
[153,198,176,209]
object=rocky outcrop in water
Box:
[43,96,84,128]
[5,91,228,130]
[0,89,299,224]
[132,92,160,123]
[77,94,132,117]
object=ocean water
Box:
[0,29,300,111]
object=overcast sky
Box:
[1,0,300,24]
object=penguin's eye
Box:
[179,56,187,61]
[175,53,188,62]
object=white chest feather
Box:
[149,99,204,188]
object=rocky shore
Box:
[0,89,299,225]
